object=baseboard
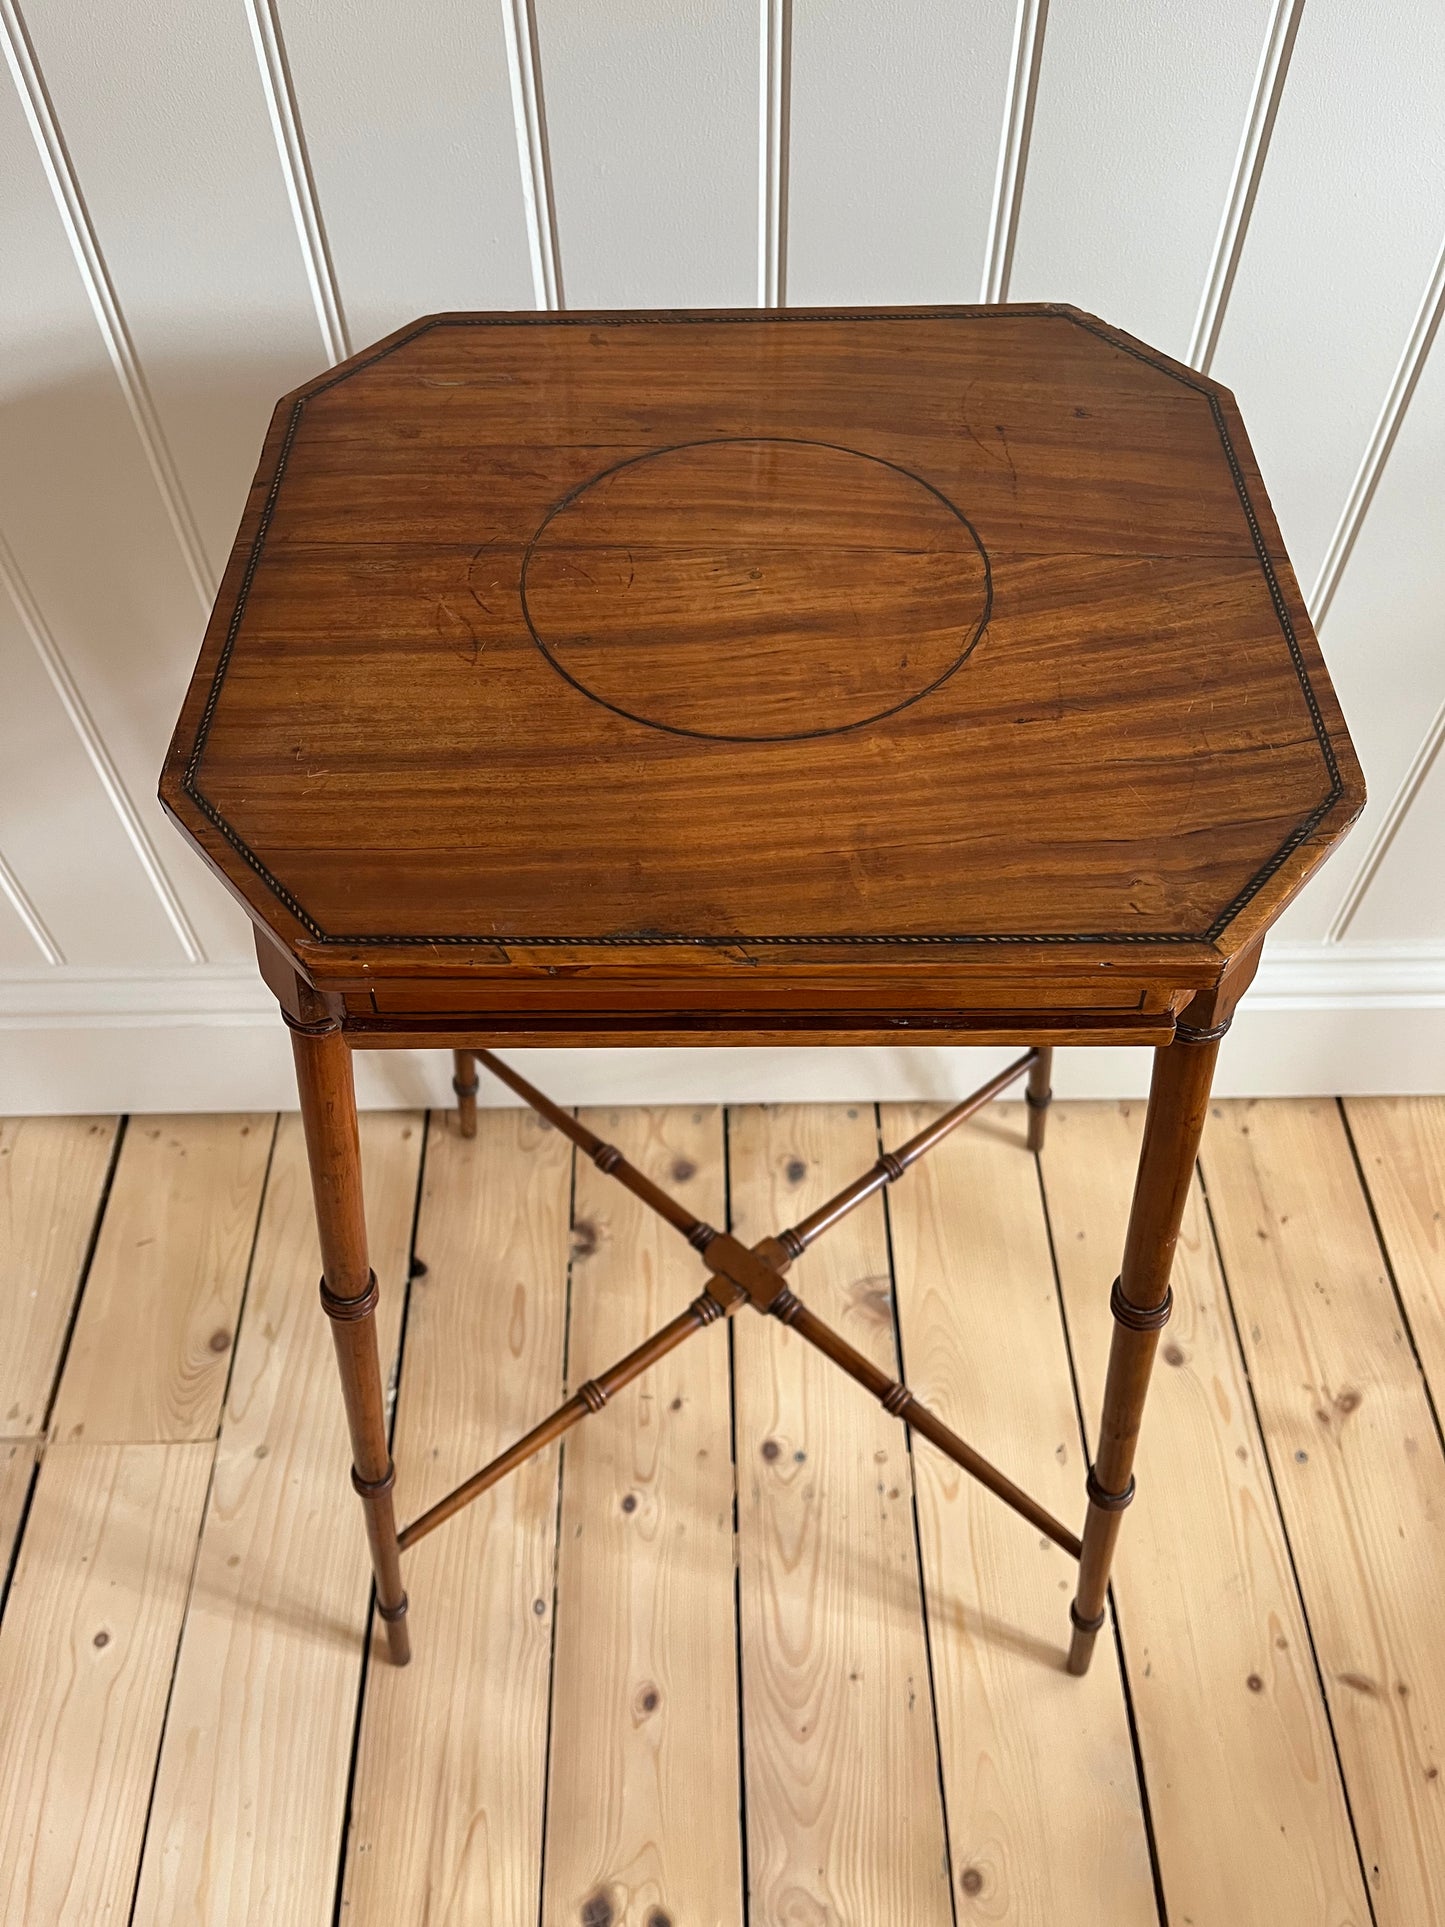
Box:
[1,943,1442,1113]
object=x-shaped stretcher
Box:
[395,1046,1081,1562]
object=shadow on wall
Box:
[3,345,337,766]
[1,348,366,968]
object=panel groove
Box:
[502,0,562,309]
[0,530,206,963]
[1188,0,1306,374]
[0,0,214,608]
[1330,695,1445,941]
[242,0,350,365]
[979,0,1049,302]
[757,0,792,307]
[0,847,63,964]
[1311,231,1445,628]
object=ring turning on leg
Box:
[1026,1045,1054,1153]
[1067,1022,1223,1675]
[452,1049,479,1139]
[292,1022,412,1664]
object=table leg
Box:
[452,1049,479,1138]
[290,1020,411,1664]
[1066,1023,1222,1675]
[1026,1045,1054,1152]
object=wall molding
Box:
[0,0,215,609]
[1249,938,1445,1008]
[0,963,272,1028]
[1188,0,1305,373]
[979,0,1049,303]
[3,941,1442,1027]
[2,945,1441,1113]
[243,0,349,366]
[501,0,561,309]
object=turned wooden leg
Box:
[290,1019,411,1664]
[1026,1046,1054,1153]
[1067,1021,1223,1675]
[452,1048,479,1139]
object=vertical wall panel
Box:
[786,0,1016,306]
[0,897,45,968]
[0,611,182,964]
[0,49,247,962]
[534,0,756,307]
[1349,743,1445,941]
[1271,317,1445,941]
[1214,0,1445,941]
[277,0,536,348]
[1211,0,1445,587]
[0,0,1443,1082]
[1009,0,1273,353]
[20,0,329,564]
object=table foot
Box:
[452,1049,479,1138]
[291,1019,413,1665]
[1066,1021,1223,1672]
[1025,1045,1054,1152]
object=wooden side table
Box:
[160,306,1362,1680]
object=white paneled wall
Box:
[1,0,1442,1110]
[1010,0,1278,353]
[786,1,1016,304]
[281,0,536,336]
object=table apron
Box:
[336,1013,1179,1049]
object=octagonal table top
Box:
[161,305,1362,996]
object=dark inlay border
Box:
[181,307,1342,951]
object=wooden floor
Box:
[0,1094,1441,1925]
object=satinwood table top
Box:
[161,306,1362,1009]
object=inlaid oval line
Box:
[518,436,993,743]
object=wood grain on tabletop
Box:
[159,308,1362,1005]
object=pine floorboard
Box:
[130,1112,423,1926]
[0,1093,1438,1925]
[884,1100,1156,1925]
[0,1440,35,1583]
[340,1107,573,1925]
[1040,1101,1369,1926]
[1201,1098,1445,1926]
[0,1442,214,1922]
[1343,1097,1445,1418]
[729,1102,953,1923]
[540,1106,744,1927]
[50,1115,273,1446]
[0,1115,118,1438]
